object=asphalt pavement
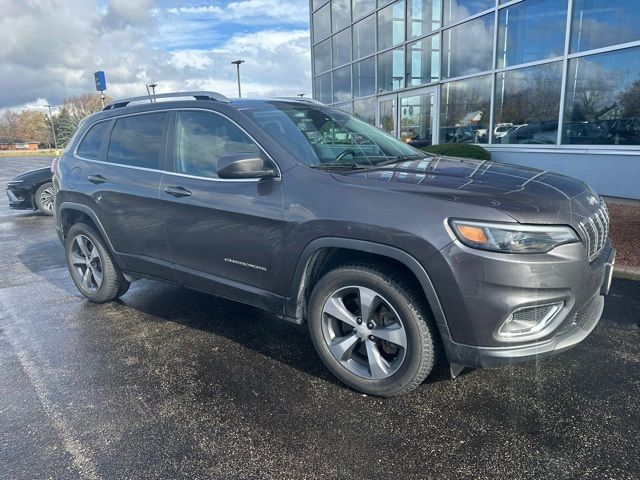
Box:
[1,157,638,479]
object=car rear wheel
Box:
[65,223,129,303]
[307,264,438,397]
[35,182,55,216]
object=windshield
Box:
[242,102,429,167]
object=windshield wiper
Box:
[310,162,369,170]
[373,154,426,167]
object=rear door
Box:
[160,109,285,312]
[78,111,174,279]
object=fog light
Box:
[498,302,564,339]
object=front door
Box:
[399,87,437,147]
[160,109,284,313]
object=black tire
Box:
[307,263,438,397]
[65,223,130,303]
[34,182,55,216]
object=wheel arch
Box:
[287,238,448,331]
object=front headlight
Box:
[450,220,580,253]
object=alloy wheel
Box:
[39,186,55,213]
[70,235,103,292]
[321,286,408,380]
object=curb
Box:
[613,265,640,281]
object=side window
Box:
[76,121,109,159]
[107,112,167,169]
[175,111,261,179]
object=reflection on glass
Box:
[379,98,396,134]
[333,28,352,67]
[332,0,351,32]
[314,39,331,73]
[353,14,376,59]
[333,65,352,103]
[571,0,640,53]
[408,0,442,39]
[315,72,332,104]
[313,0,329,11]
[400,93,435,147]
[378,48,405,92]
[378,0,406,50]
[563,46,640,145]
[353,0,376,20]
[440,74,491,144]
[497,0,567,68]
[354,97,377,125]
[353,57,376,98]
[494,62,563,144]
[442,14,494,79]
[443,0,494,25]
[313,4,331,43]
[407,35,440,86]
[333,102,353,113]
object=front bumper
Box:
[428,239,615,369]
[6,185,35,210]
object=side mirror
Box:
[217,153,277,179]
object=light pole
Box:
[231,60,245,98]
[43,105,58,150]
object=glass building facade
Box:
[310,0,640,198]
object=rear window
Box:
[107,112,167,169]
[76,121,109,159]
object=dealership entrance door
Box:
[376,87,438,147]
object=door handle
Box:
[87,174,106,184]
[164,185,192,197]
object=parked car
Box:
[6,166,55,215]
[502,121,609,144]
[53,91,616,397]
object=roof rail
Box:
[102,91,231,111]
[275,97,325,105]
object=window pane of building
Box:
[570,0,640,53]
[378,47,405,92]
[313,0,329,11]
[563,46,640,145]
[494,62,563,144]
[378,0,406,51]
[333,65,352,102]
[315,72,332,104]
[332,0,351,32]
[353,0,376,20]
[314,39,331,73]
[353,97,377,125]
[407,34,440,86]
[313,4,331,43]
[353,14,376,59]
[442,14,494,79]
[408,0,441,39]
[333,102,353,113]
[443,0,494,26]
[497,0,567,69]
[333,28,352,67]
[440,74,491,144]
[353,57,376,98]
[400,92,436,145]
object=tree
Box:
[0,110,19,143]
[619,78,640,118]
[63,93,111,126]
[52,107,76,148]
[16,110,50,146]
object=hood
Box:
[333,156,601,225]
[11,166,52,182]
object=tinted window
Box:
[353,14,376,60]
[315,72,332,104]
[443,0,493,25]
[442,13,494,79]
[333,65,352,103]
[175,111,260,179]
[570,0,640,53]
[107,113,166,169]
[314,39,331,73]
[313,4,331,43]
[77,121,109,159]
[497,0,567,68]
[353,0,375,20]
[333,27,352,67]
[378,0,405,50]
[332,0,351,32]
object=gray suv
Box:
[53,91,616,397]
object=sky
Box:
[0,0,312,111]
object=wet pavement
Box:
[1,157,639,480]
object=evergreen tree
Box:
[52,107,76,148]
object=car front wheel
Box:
[35,182,55,216]
[307,264,438,397]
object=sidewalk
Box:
[605,197,640,281]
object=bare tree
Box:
[63,93,112,126]
[0,110,20,143]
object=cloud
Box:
[166,0,309,25]
[0,0,312,110]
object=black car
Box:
[53,91,614,397]
[6,166,55,215]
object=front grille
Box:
[578,201,610,262]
